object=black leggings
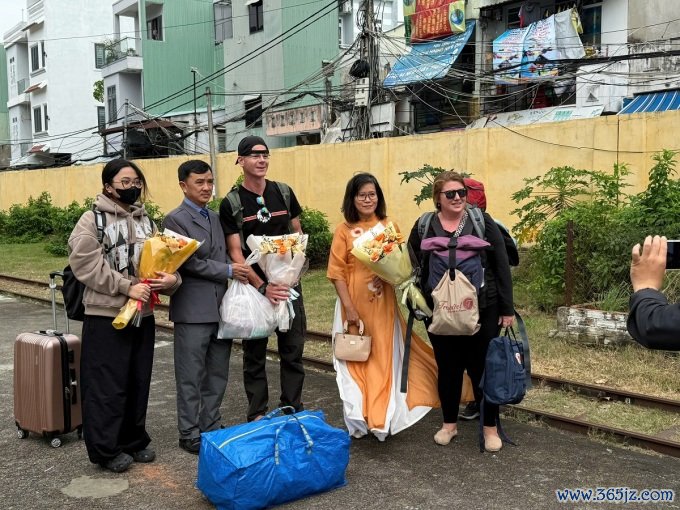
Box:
[427,302,500,427]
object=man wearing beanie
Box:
[219,136,307,421]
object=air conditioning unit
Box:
[340,1,352,14]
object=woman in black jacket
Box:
[408,171,514,452]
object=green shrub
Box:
[300,207,332,268]
[2,192,57,242]
[513,150,680,310]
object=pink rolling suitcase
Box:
[13,271,82,447]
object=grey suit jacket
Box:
[163,201,231,324]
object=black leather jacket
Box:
[627,288,680,350]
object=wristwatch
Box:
[257,282,268,295]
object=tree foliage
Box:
[93,80,104,103]
[399,164,474,206]
[515,151,680,309]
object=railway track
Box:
[2,273,679,457]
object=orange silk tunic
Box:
[327,217,440,431]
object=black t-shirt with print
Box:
[219,179,302,263]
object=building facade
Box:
[220,0,339,150]
[378,0,680,136]
[3,0,112,168]
[0,47,9,168]
[100,0,226,158]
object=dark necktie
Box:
[199,208,209,220]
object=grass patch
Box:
[524,386,680,439]
[0,242,68,279]
[2,242,679,405]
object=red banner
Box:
[407,0,466,42]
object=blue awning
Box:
[618,90,680,114]
[383,21,474,88]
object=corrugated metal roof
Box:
[618,90,680,114]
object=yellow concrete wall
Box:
[2,110,678,232]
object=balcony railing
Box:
[104,37,141,65]
[17,78,27,95]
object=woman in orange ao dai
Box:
[327,173,439,440]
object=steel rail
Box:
[2,273,680,458]
[2,273,679,413]
[506,405,680,458]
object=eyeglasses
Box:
[356,192,377,201]
[440,188,467,200]
[256,196,271,223]
[246,153,270,160]
[112,178,143,189]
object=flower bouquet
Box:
[245,233,308,332]
[351,222,432,317]
[112,229,201,329]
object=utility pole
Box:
[355,0,378,140]
[123,99,129,159]
[322,60,335,130]
[191,67,198,152]
[206,87,217,198]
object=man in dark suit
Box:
[163,160,249,454]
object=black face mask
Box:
[114,187,142,205]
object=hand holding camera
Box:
[630,235,668,292]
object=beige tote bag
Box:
[428,269,480,336]
[334,320,372,362]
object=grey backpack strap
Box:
[417,212,435,240]
[275,181,295,234]
[467,206,485,239]
[226,187,245,248]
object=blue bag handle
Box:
[274,414,314,465]
[264,406,296,420]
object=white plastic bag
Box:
[218,251,277,340]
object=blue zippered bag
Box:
[479,312,532,451]
[197,408,350,510]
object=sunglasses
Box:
[440,188,468,200]
[256,196,271,223]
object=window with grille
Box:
[147,16,163,40]
[97,106,106,130]
[30,44,40,72]
[245,96,262,127]
[95,43,106,68]
[107,85,117,123]
[249,1,264,34]
[33,105,42,133]
[214,1,233,42]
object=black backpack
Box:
[62,209,106,321]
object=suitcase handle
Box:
[273,415,314,465]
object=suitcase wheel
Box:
[16,428,28,440]
[77,426,83,440]
[50,437,62,448]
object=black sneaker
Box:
[459,402,480,421]
[101,452,133,473]
[179,437,201,455]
